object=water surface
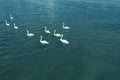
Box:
[0,0,120,80]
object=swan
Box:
[10,14,14,20]
[40,36,49,44]
[5,20,10,26]
[44,26,50,34]
[62,23,70,29]
[27,30,34,37]
[53,30,61,37]
[13,23,18,29]
[60,34,69,44]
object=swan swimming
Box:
[60,34,69,44]
[13,23,18,29]
[44,26,50,34]
[5,20,10,26]
[27,30,34,37]
[10,14,14,20]
[62,23,70,29]
[53,30,61,37]
[40,35,49,44]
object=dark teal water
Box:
[0,0,120,80]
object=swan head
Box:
[27,30,29,33]
[40,36,43,40]
[54,30,56,32]
[63,23,65,25]
[61,34,63,37]
[13,23,15,25]
[60,34,63,39]
[5,20,7,22]
[44,26,47,29]
[40,35,42,38]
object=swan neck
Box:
[60,35,63,39]
[5,20,7,23]
[63,24,64,27]
[45,27,47,31]
[40,36,42,41]
[54,30,56,34]
[27,31,29,34]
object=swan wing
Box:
[55,34,61,37]
[42,40,49,44]
[65,26,70,29]
[45,30,50,33]
[61,39,69,44]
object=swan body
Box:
[62,23,70,29]
[53,30,61,37]
[10,15,14,20]
[60,34,69,44]
[13,23,18,29]
[40,36,49,44]
[27,30,34,37]
[45,27,50,34]
[5,20,10,26]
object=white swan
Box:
[5,20,10,26]
[40,36,49,44]
[10,14,14,20]
[60,34,69,44]
[44,26,50,34]
[62,23,70,29]
[53,30,61,37]
[13,23,18,29]
[27,30,34,37]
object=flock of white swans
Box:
[4,14,70,45]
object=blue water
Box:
[0,0,120,80]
